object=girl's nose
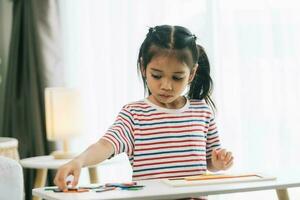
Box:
[161,80,172,90]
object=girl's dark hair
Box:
[137,25,215,110]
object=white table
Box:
[21,155,125,200]
[32,174,300,200]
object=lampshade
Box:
[45,87,83,159]
[45,87,83,140]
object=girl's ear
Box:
[188,64,198,83]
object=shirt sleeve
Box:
[101,106,135,157]
[206,113,221,160]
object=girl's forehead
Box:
[148,56,190,71]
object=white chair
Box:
[0,156,24,200]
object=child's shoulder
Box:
[189,98,208,107]
[189,98,214,112]
[121,99,151,111]
[189,98,206,104]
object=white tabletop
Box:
[33,173,300,200]
[20,154,126,169]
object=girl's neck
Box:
[147,95,187,109]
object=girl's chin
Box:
[157,96,177,104]
[150,94,180,105]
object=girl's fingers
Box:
[54,172,65,190]
[54,167,69,190]
[225,156,234,165]
[225,151,232,162]
[218,149,227,160]
[72,169,81,187]
[224,159,234,170]
[212,149,218,162]
[211,148,234,170]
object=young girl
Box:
[54,25,233,198]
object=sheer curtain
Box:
[59,0,300,199]
[58,0,210,149]
[213,0,300,174]
[211,0,300,199]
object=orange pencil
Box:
[185,174,261,181]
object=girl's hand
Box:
[54,159,83,190]
[211,148,234,171]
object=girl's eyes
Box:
[151,74,161,79]
[173,76,183,81]
[151,74,183,81]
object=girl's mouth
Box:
[159,94,173,98]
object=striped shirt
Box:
[102,98,221,181]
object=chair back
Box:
[0,156,24,200]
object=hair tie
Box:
[149,27,156,33]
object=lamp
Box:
[45,87,83,159]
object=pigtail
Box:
[188,44,216,110]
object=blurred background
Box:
[1,0,300,199]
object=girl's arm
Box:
[54,139,114,190]
[75,139,114,167]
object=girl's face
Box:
[143,56,197,109]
